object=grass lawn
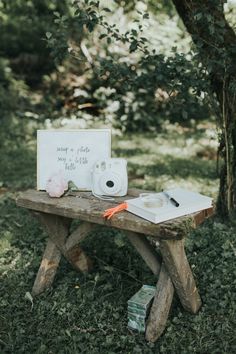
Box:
[0,123,236,353]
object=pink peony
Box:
[46,171,68,198]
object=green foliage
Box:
[92,53,211,132]
[45,0,213,132]
[0,1,75,149]
[0,0,69,82]
[0,58,30,148]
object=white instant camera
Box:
[91,158,128,197]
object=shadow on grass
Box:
[114,147,149,157]
[129,155,218,180]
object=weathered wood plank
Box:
[125,231,161,275]
[32,239,62,296]
[65,244,93,273]
[31,213,71,295]
[16,190,213,239]
[65,222,95,251]
[159,239,202,314]
[36,213,92,273]
[65,222,95,272]
[35,212,71,248]
[145,263,174,342]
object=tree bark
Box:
[172,0,236,216]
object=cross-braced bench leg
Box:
[32,212,94,295]
[64,222,95,272]
[32,238,62,296]
[159,238,202,314]
[125,231,161,276]
[145,263,174,342]
[125,231,174,342]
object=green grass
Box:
[0,124,236,353]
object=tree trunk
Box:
[172,0,236,216]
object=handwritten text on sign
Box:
[37,130,111,190]
[57,146,90,170]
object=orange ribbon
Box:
[103,202,128,220]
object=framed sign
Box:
[37,129,111,190]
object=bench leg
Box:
[32,238,62,296]
[159,239,202,314]
[32,213,94,295]
[64,222,94,272]
[32,213,71,296]
[37,213,93,273]
[125,231,161,276]
[125,231,174,342]
[145,263,174,342]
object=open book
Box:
[125,188,213,224]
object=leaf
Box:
[94,274,99,283]
[131,29,138,37]
[143,13,149,19]
[65,329,71,337]
[114,234,126,248]
[99,33,107,40]
[25,292,34,309]
[53,11,60,18]
[182,110,188,119]
[45,32,52,39]
[140,37,147,42]
[104,265,114,272]
[194,13,202,21]
[129,40,138,53]
[68,180,78,191]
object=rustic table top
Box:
[16,189,213,239]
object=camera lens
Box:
[106,180,114,188]
[99,172,121,195]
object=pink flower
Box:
[46,171,68,198]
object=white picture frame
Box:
[37,129,111,191]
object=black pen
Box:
[163,191,180,207]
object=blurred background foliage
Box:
[0,0,69,81]
[45,0,213,132]
[2,0,235,145]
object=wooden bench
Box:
[16,189,213,342]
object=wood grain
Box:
[36,213,92,273]
[159,239,202,314]
[65,222,95,251]
[125,231,161,275]
[145,263,174,342]
[16,190,213,240]
[32,239,62,296]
